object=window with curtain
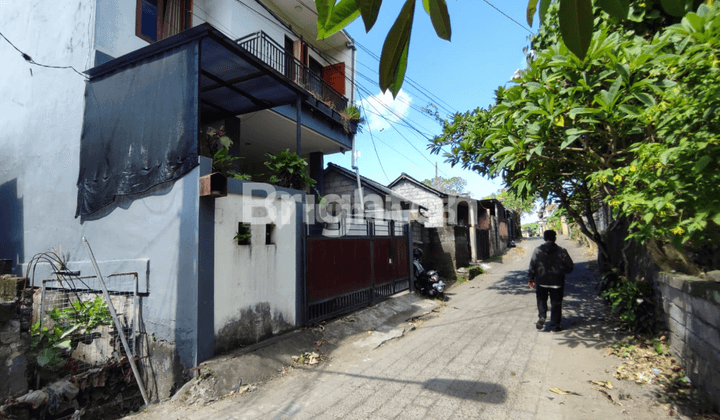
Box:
[136,0,192,43]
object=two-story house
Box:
[1,0,358,399]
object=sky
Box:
[324,1,539,222]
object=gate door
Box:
[305,218,410,324]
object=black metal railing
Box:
[236,31,348,111]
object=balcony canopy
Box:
[78,23,319,217]
[86,23,311,123]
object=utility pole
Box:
[435,162,438,179]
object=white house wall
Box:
[213,189,298,353]
[94,0,354,101]
[0,1,205,399]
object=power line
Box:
[482,0,534,35]
[359,89,449,178]
[0,31,88,79]
[354,42,458,116]
[360,104,389,182]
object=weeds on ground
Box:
[607,335,718,418]
[468,266,484,280]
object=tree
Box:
[422,176,469,196]
[314,0,706,96]
[430,2,720,273]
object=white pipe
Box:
[351,137,364,214]
[82,237,149,406]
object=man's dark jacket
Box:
[528,242,574,287]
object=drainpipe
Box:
[351,137,364,215]
[346,40,356,105]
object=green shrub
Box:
[468,266,484,280]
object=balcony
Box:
[237,31,348,112]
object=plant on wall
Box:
[234,223,252,245]
[341,105,365,133]
[200,126,252,180]
[264,149,316,190]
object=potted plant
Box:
[264,150,316,191]
[342,105,365,134]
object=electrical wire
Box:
[359,89,449,178]
[0,31,88,79]
[364,115,389,182]
[482,0,534,35]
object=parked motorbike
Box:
[413,248,445,298]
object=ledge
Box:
[657,272,720,306]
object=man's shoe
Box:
[535,319,545,330]
[552,326,563,332]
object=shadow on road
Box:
[295,369,507,404]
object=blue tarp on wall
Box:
[76,43,199,217]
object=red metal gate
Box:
[305,219,410,323]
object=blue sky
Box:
[325,1,539,219]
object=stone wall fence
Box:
[656,271,720,405]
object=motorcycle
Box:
[412,248,445,298]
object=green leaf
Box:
[317,0,362,40]
[539,0,551,25]
[596,0,629,20]
[660,0,686,17]
[379,0,415,96]
[357,0,383,32]
[559,0,594,60]
[693,155,712,173]
[568,107,601,118]
[712,212,720,225]
[315,0,334,31]
[423,0,452,41]
[527,0,540,27]
[633,92,656,107]
[684,13,704,32]
[643,212,654,223]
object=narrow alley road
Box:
[130,237,687,419]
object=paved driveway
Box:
[129,237,689,419]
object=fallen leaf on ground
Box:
[598,389,623,406]
[590,380,614,389]
[550,387,580,396]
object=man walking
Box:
[528,230,574,332]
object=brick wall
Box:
[657,272,720,406]
[390,181,444,228]
[324,171,356,212]
[499,221,508,238]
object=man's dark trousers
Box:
[536,286,564,326]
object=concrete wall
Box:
[657,273,720,404]
[0,2,206,399]
[422,226,471,279]
[390,181,444,228]
[324,171,401,217]
[213,182,300,353]
[324,171,358,213]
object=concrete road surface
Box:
[127,236,689,420]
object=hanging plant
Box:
[341,105,365,133]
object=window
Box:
[235,223,251,246]
[136,0,192,43]
[265,224,275,245]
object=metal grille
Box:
[237,30,348,111]
[37,273,138,375]
[307,288,372,323]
